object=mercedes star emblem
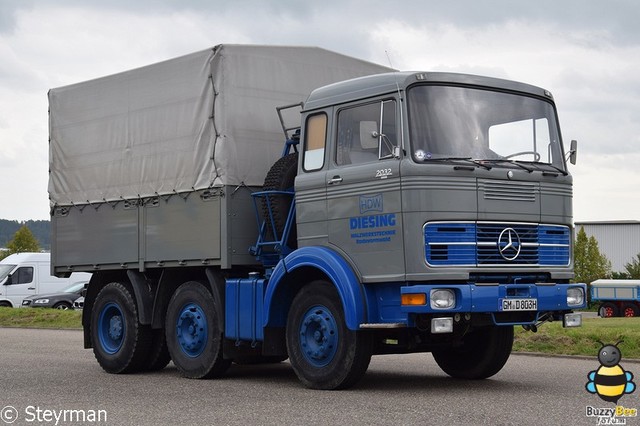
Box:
[498,228,521,261]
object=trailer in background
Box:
[591,279,640,317]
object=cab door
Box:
[325,99,405,282]
[4,265,37,306]
[295,110,330,247]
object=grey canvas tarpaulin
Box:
[48,44,392,206]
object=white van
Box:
[0,252,91,308]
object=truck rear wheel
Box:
[622,303,639,317]
[262,153,298,249]
[144,329,171,371]
[91,282,151,374]
[286,281,373,390]
[165,281,231,379]
[432,325,513,379]
[599,302,619,318]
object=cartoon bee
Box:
[586,341,636,403]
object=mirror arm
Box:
[564,139,578,165]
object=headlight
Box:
[563,313,582,328]
[430,289,456,310]
[567,287,584,307]
[34,299,50,304]
[431,317,454,333]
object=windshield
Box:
[0,264,16,282]
[407,85,566,170]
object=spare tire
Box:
[262,153,298,249]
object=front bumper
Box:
[400,282,586,318]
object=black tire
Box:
[0,301,13,308]
[53,302,72,310]
[165,281,231,379]
[262,153,298,249]
[621,303,640,317]
[144,328,172,371]
[432,326,513,379]
[286,281,372,390]
[91,282,151,374]
[599,302,619,318]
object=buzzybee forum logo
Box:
[585,341,637,424]
[586,341,636,403]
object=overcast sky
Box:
[1,0,638,222]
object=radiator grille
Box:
[424,222,570,267]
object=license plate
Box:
[500,298,537,311]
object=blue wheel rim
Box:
[176,303,208,357]
[299,304,338,367]
[98,302,125,354]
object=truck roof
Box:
[0,252,49,264]
[304,71,554,111]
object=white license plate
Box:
[500,298,537,311]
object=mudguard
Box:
[263,246,365,330]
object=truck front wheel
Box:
[165,281,231,379]
[91,282,151,374]
[286,281,373,390]
[432,325,513,379]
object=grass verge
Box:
[0,307,81,329]
[514,317,640,359]
[1,308,639,359]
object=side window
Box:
[336,100,397,166]
[303,113,327,171]
[8,267,33,285]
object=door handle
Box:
[327,176,343,185]
[28,287,36,290]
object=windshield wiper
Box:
[424,157,492,170]
[515,161,568,176]
[480,158,534,172]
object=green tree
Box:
[574,227,611,284]
[5,225,41,254]
[611,271,631,279]
[623,253,640,279]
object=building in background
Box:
[575,221,640,273]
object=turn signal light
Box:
[401,293,426,306]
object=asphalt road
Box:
[0,327,638,426]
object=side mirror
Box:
[359,121,379,149]
[569,140,577,165]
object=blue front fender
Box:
[263,246,365,330]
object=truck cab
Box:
[297,72,574,286]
